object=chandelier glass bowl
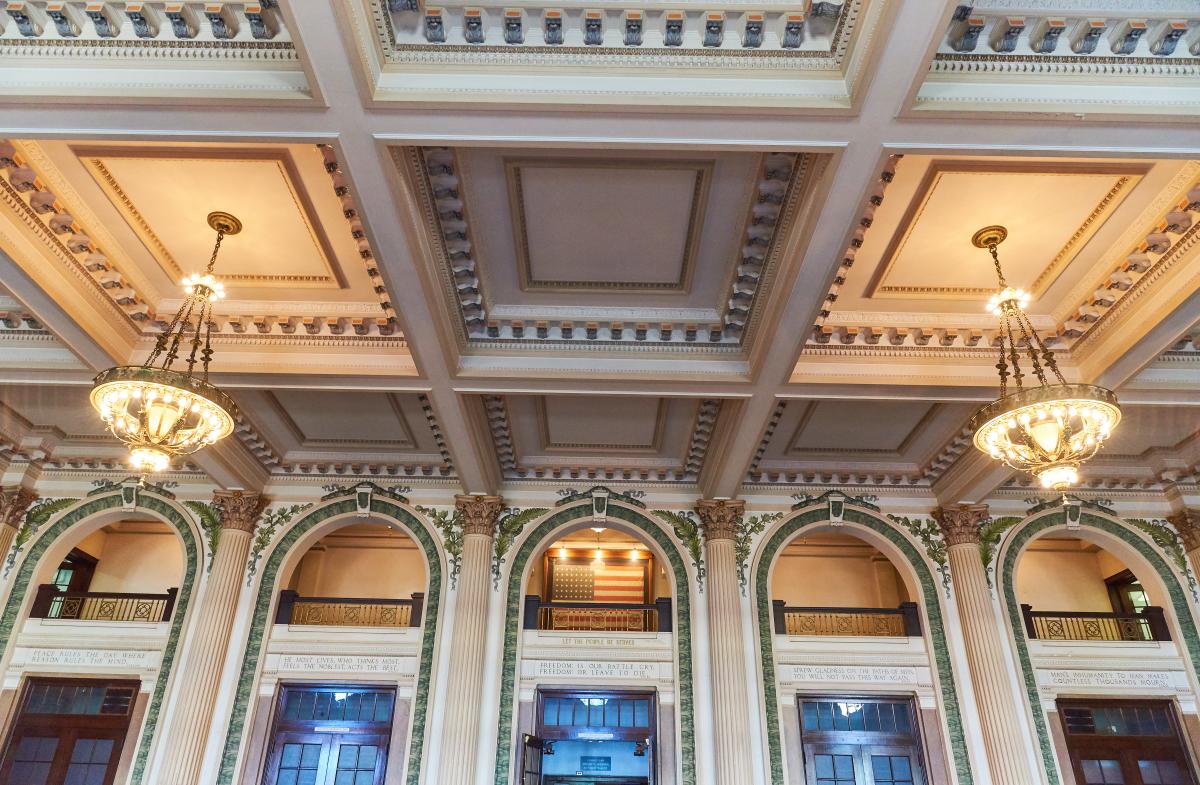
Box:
[90,212,241,472]
[966,225,1121,491]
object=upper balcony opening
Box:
[771,532,920,637]
[523,526,671,633]
[1017,535,1170,643]
[30,519,182,624]
[275,522,426,628]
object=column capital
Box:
[0,486,37,531]
[1169,509,1200,552]
[695,498,745,542]
[934,503,990,547]
[212,490,267,533]
[455,494,505,536]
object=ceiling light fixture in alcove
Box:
[967,225,1121,491]
[89,212,241,472]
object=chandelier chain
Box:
[988,243,1007,287]
[206,229,225,274]
[1001,308,1024,391]
[1013,309,1049,387]
[184,298,210,378]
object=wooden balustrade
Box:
[522,595,673,633]
[771,600,922,637]
[274,591,425,627]
[1020,604,1171,642]
[30,584,177,623]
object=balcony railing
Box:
[771,600,922,637]
[523,595,673,633]
[274,590,425,628]
[30,584,177,623]
[1021,604,1171,642]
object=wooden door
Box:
[261,731,387,785]
[1060,700,1197,785]
[0,679,136,785]
[519,734,544,785]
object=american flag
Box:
[553,563,646,603]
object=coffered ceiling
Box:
[0,0,1197,508]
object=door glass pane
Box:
[277,742,322,785]
[872,755,915,785]
[10,736,58,785]
[814,753,856,785]
[64,737,115,785]
[334,743,379,785]
[1139,760,1186,785]
[1081,759,1125,784]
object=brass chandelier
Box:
[967,225,1121,491]
[90,212,241,472]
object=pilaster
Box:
[934,503,1032,785]
[695,498,753,785]
[441,494,504,785]
[156,489,265,785]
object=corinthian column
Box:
[0,486,36,564]
[1168,510,1200,581]
[695,498,754,785]
[935,503,1030,785]
[441,494,504,785]
[157,489,265,785]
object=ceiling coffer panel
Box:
[395,144,828,356]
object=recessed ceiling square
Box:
[789,400,935,454]
[539,396,666,451]
[77,147,343,289]
[269,391,417,449]
[870,162,1143,300]
[507,159,711,291]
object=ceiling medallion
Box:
[967,225,1121,491]
[90,212,242,473]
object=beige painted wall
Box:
[1015,538,1150,612]
[289,525,426,599]
[68,524,183,594]
[770,533,909,608]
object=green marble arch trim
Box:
[755,506,974,785]
[492,502,696,785]
[999,510,1200,785]
[0,490,199,785]
[216,497,444,785]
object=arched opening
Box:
[29,515,184,624]
[499,506,693,785]
[1000,514,1200,785]
[523,525,671,633]
[1015,533,1169,642]
[0,494,197,785]
[245,516,432,785]
[756,510,969,785]
[769,530,919,638]
[275,521,427,628]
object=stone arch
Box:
[0,486,201,785]
[996,507,1200,785]
[753,503,974,785]
[215,491,447,785]
[491,500,697,785]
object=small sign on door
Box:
[580,756,611,773]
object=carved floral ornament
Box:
[454,494,506,536]
[694,498,744,542]
[212,489,267,533]
[933,503,990,547]
[1168,509,1200,553]
[0,486,37,530]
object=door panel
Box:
[520,734,543,785]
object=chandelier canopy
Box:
[90,212,241,472]
[967,225,1121,491]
